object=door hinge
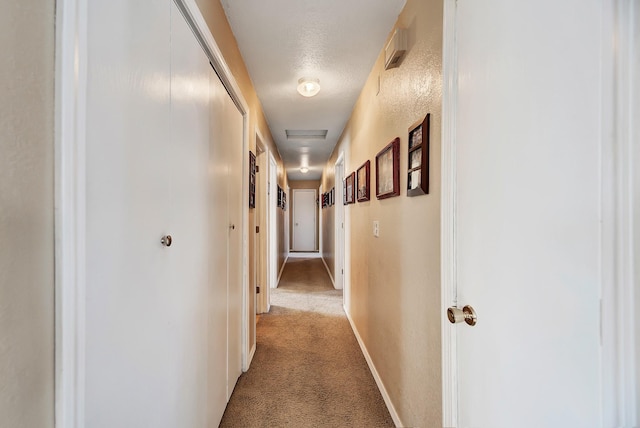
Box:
[256,286,260,293]
[256,226,260,233]
[342,269,344,274]
[256,165,259,173]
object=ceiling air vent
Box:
[285,129,328,140]
[384,28,407,70]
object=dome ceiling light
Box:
[297,78,321,97]
[300,166,309,174]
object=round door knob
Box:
[447,305,477,326]
[230,224,235,230]
[161,235,173,247]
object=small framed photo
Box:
[356,160,370,202]
[375,137,400,199]
[330,187,335,206]
[345,172,355,204]
[249,151,256,208]
[407,113,430,196]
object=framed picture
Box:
[282,191,286,210]
[330,187,335,206]
[345,172,355,204]
[343,179,348,205]
[376,137,400,199]
[249,151,256,208]
[356,160,370,202]
[407,113,430,196]
[277,185,283,208]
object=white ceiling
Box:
[220,0,406,181]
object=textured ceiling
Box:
[220,0,406,181]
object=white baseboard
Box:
[245,343,256,372]
[288,251,321,258]
[276,255,288,286]
[321,257,335,287]
[344,306,403,427]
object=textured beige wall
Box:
[320,0,443,424]
[0,1,55,426]
[195,0,288,337]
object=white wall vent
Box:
[384,28,407,70]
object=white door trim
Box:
[440,0,458,425]
[255,131,269,315]
[269,154,278,289]
[55,0,254,421]
[600,0,638,424]
[55,0,88,426]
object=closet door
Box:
[225,84,244,397]
[85,1,173,426]
[167,2,211,425]
[207,66,231,426]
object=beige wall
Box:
[0,1,55,426]
[320,0,443,425]
[195,0,288,341]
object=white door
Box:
[208,62,244,406]
[167,4,211,423]
[207,63,229,424]
[224,82,244,397]
[269,156,278,288]
[334,158,345,291]
[85,2,212,426]
[256,147,270,313]
[292,189,317,251]
[443,0,603,426]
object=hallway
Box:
[219,258,394,427]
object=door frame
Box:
[440,0,638,425]
[334,154,345,292]
[292,188,318,252]
[269,154,278,289]
[54,0,252,424]
[255,133,270,314]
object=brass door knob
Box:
[447,305,477,326]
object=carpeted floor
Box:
[219,257,394,428]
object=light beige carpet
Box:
[219,257,394,428]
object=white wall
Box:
[0,1,55,426]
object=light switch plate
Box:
[373,221,379,237]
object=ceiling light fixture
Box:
[300,167,309,174]
[297,78,320,97]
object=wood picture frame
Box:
[343,178,348,205]
[356,160,370,202]
[249,151,256,208]
[407,113,430,196]
[375,137,400,199]
[345,172,355,204]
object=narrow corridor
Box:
[219,258,394,427]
